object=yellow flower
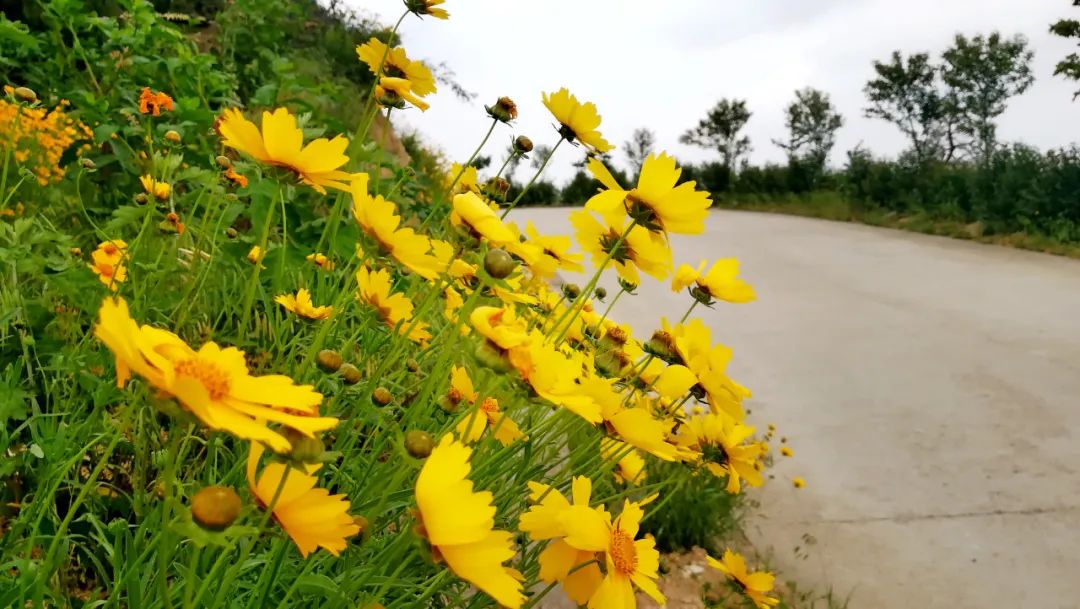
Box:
[216,107,359,194]
[519,477,607,606]
[456,397,526,447]
[451,192,515,244]
[375,77,431,112]
[586,154,711,235]
[580,500,665,609]
[446,163,480,195]
[139,175,170,200]
[524,222,585,279]
[511,334,602,424]
[542,88,613,153]
[570,209,672,285]
[669,318,750,421]
[275,288,333,321]
[246,443,359,557]
[246,245,265,266]
[405,0,449,19]
[793,477,805,489]
[306,252,336,271]
[603,439,647,486]
[582,376,679,461]
[781,446,793,457]
[671,258,756,304]
[638,358,699,401]
[469,306,530,351]
[707,550,780,609]
[93,297,338,453]
[351,173,450,279]
[675,412,765,493]
[415,436,525,609]
[88,249,127,291]
[356,38,436,109]
[355,265,431,343]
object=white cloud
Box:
[344,0,1078,182]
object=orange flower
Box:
[224,167,248,188]
[138,88,174,116]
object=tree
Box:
[773,87,844,186]
[941,32,1034,163]
[1050,2,1080,99]
[864,51,948,163]
[622,128,656,176]
[680,99,752,172]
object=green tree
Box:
[1050,2,1080,99]
[622,127,656,176]
[680,98,752,172]
[941,32,1034,163]
[863,51,948,163]
[773,87,844,186]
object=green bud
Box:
[284,428,325,463]
[317,349,343,372]
[340,363,362,385]
[13,87,37,104]
[215,155,233,169]
[372,387,393,406]
[594,286,607,300]
[225,227,238,239]
[514,135,533,154]
[484,248,517,279]
[78,158,97,170]
[191,485,242,531]
[562,283,581,300]
[404,430,434,458]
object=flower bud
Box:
[404,430,434,458]
[13,87,37,104]
[225,227,238,239]
[69,247,82,256]
[484,248,516,279]
[353,515,370,536]
[79,158,97,170]
[191,485,242,531]
[594,286,607,300]
[617,278,638,294]
[438,395,459,414]
[340,363,362,385]
[562,283,581,300]
[690,286,714,306]
[406,358,420,372]
[483,177,510,202]
[134,193,149,205]
[164,130,182,144]
[513,135,533,154]
[645,330,679,364]
[215,155,233,169]
[485,96,518,123]
[474,340,512,373]
[225,193,238,202]
[317,349,343,372]
[372,387,393,406]
[283,428,325,463]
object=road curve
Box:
[515,207,1080,609]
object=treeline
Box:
[521,12,1080,242]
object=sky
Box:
[343,0,1078,183]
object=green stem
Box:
[550,221,636,344]
[238,189,281,334]
[502,138,564,219]
[445,118,499,198]
[353,10,410,147]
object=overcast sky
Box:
[344,0,1078,183]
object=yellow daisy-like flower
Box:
[456,396,526,447]
[355,265,431,343]
[510,332,602,424]
[602,439,647,486]
[707,549,780,609]
[246,245,265,266]
[570,209,672,285]
[351,173,450,280]
[93,297,338,453]
[275,288,333,321]
[524,222,585,279]
[446,163,480,196]
[405,0,449,19]
[542,88,613,153]
[671,258,756,304]
[139,175,170,200]
[469,306,530,351]
[675,412,765,494]
[451,192,515,244]
[246,443,359,558]
[793,477,806,489]
[216,107,359,194]
[356,38,436,101]
[88,240,129,291]
[306,252,336,271]
[669,318,750,421]
[414,436,525,609]
[375,77,431,112]
[586,154,712,235]
[582,376,679,461]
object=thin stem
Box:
[502,138,564,219]
[238,188,281,333]
[444,117,499,198]
[353,10,410,147]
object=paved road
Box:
[516,208,1080,609]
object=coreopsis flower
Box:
[451,192,515,244]
[523,222,585,279]
[582,376,679,461]
[589,500,664,609]
[486,96,518,123]
[669,318,750,421]
[602,439,647,485]
[246,245,265,266]
[414,436,525,608]
[707,550,780,609]
[93,297,338,452]
[586,155,711,236]
[793,477,806,488]
[469,306,530,351]
[138,87,174,116]
[456,396,526,447]
[446,163,480,195]
[375,77,430,112]
[88,249,128,291]
[306,252,336,271]
[671,258,756,304]
[570,209,672,285]
[139,175,170,200]
[224,167,248,188]
[355,265,431,343]
[637,357,698,401]
[675,412,765,494]
[356,38,436,104]
[542,88,613,153]
[519,477,606,605]
[405,0,449,19]
[510,332,602,423]
[275,288,333,320]
[351,174,450,279]
[216,107,359,194]
[247,443,360,557]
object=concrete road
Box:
[515,208,1080,609]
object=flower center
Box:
[599,230,631,263]
[480,397,499,414]
[609,529,637,575]
[174,358,231,401]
